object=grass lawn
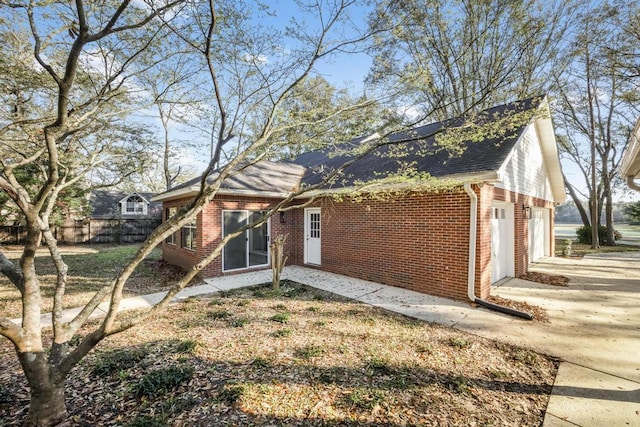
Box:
[554,238,640,257]
[0,244,182,319]
[0,245,558,425]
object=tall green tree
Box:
[264,75,394,159]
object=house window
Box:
[125,195,145,214]
[222,210,269,271]
[165,207,177,245]
[181,212,196,250]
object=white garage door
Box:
[491,203,515,283]
[528,207,550,263]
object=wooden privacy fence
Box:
[0,218,161,245]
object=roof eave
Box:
[294,171,500,199]
[533,102,566,203]
[620,117,640,179]
[151,186,293,202]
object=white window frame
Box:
[181,213,196,251]
[165,207,177,245]
[121,194,147,216]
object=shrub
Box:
[230,317,248,327]
[272,328,292,338]
[135,365,194,398]
[295,344,325,359]
[576,225,620,245]
[174,340,198,354]
[217,383,247,405]
[344,388,386,410]
[208,309,231,320]
[367,357,394,375]
[269,312,290,323]
[92,347,149,377]
[447,336,472,349]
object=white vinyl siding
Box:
[496,124,554,202]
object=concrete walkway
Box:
[28,252,640,426]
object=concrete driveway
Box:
[485,252,640,426]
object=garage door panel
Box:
[529,208,550,263]
[491,203,514,283]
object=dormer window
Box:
[126,195,144,213]
[120,193,148,216]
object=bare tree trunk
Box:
[19,353,67,426]
[271,234,288,290]
[604,178,615,245]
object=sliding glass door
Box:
[222,210,269,271]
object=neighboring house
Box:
[51,191,162,244]
[90,191,162,219]
[620,117,640,191]
[152,96,565,302]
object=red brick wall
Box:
[161,196,201,273]
[161,186,554,302]
[160,195,301,278]
[298,191,474,301]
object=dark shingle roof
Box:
[154,97,544,200]
[293,96,542,187]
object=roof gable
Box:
[118,192,150,205]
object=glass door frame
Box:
[222,210,270,272]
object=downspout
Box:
[626,176,640,192]
[463,183,533,320]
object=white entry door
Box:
[490,203,514,283]
[528,208,550,263]
[304,208,321,265]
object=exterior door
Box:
[490,203,514,283]
[222,210,270,271]
[304,208,321,265]
[529,208,550,263]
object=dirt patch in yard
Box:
[487,295,550,323]
[0,281,558,426]
[518,272,570,287]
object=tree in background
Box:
[623,201,640,224]
[553,1,640,246]
[136,38,207,191]
[264,75,394,159]
[0,13,157,224]
[367,0,572,121]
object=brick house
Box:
[152,96,565,302]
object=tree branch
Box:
[0,250,25,294]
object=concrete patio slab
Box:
[283,266,388,300]
[204,269,272,291]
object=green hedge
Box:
[576,225,621,245]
